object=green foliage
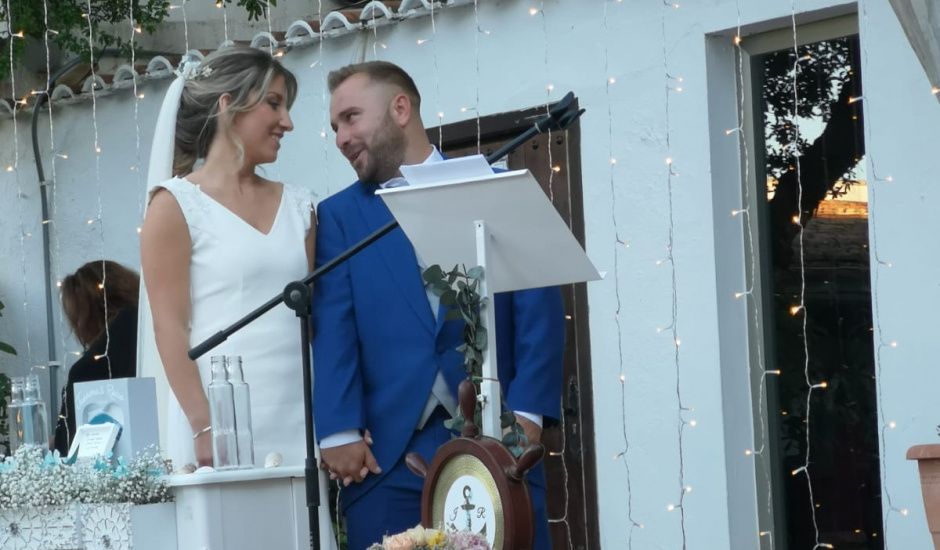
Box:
[0,0,279,81]
[422,265,528,457]
[0,0,170,81]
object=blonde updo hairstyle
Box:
[173,46,298,176]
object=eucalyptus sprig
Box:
[422,264,528,457]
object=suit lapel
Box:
[354,184,436,335]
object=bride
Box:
[138,46,334,546]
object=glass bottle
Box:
[207,356,238,470]
[226,356,254,468]
[7,376,24,453]
[22,374,49,448]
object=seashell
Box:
[195,465,216,474]
[177,463,197,474]
[264,452,283,468]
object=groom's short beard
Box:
[358,113,407,185]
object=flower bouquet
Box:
[368,524,490,550]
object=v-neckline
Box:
[180,176,285,237]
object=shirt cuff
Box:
[515,411,543,428]
[319,429,362,449]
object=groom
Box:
[312,61,564,550]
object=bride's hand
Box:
[194,431,213,467]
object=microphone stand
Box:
[187,92,584,550]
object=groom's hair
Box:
[328,61,421,111]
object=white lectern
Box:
[378,168,600,437]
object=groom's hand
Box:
[321,440,382,486]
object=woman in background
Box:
[53,260,138,455]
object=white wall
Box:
[859,0,940,547]
[1,0,937,547]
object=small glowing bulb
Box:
[610,158,617,165]
[674,338,681,346]
[815,381,829,389]
[885,175,894,182]
[5,165,13,172]
[767,369,781,375]
[93,354,105,361]
[274,50,285,58]
[744,449,753,456]
[437,111,444,119]
[888,421,897,429]
[552,165,561,173]
[12,30,24,38]
[136,227,142,234]
[619,374,626,383]
[56,153,68,159]
[733,35,742,45]
[848,96,863,104]
[725,128,736,135]
[320,131,327,139]
[759,531,771,537]
[216,0,223,7]
[688,419,697,427]
[528,7,539,15]
[137,93,145,99]
[135,25,142,33]
[665,157,673,165]
[95,146,102,154]
[675,87,683,92]
[889,340,898,348]
[789,305,801,316]
[546,83,554,92]
[684,486,692,493]
[56,281,62,288]
[932,87,940,96]
[416,39,428,45]
[734,291,745,299]
[460,107,469,112]
[608,77,616,84]
[792,215,801,224]
[901,508,909,516]
[666,504,675,511]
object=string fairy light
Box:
[787,4,828,548]
[859,0,905,540]
[660,1,688,546]
[84,0,112,380]
[429,2,442,150]
[129,0,144,222]
[317,0,331,197]
[603,2,641,547]
[6,0,35,371]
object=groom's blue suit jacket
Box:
[312,176,565,503]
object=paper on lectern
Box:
[399,154,493,186]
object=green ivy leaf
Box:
[467,266,484,280]
[422,264,445,284]
[0,342,16,356]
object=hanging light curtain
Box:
[889,0,940,100]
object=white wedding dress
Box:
[151,176,314,468]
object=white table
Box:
[166,466,330,550]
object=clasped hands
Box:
[319,417,541,487]
[319,430,382,487]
